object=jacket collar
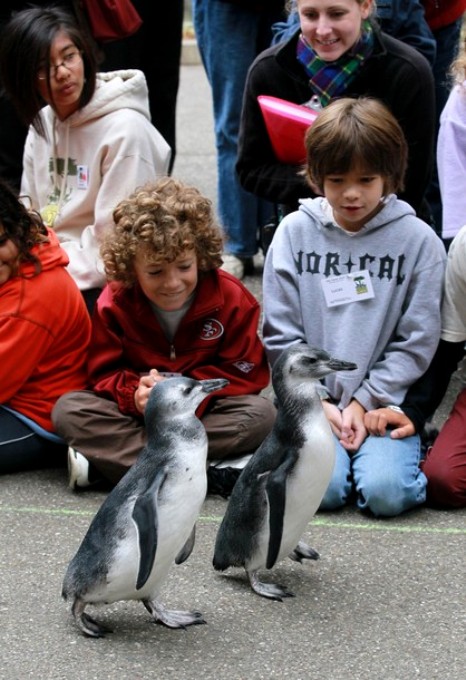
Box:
[111,269,224,321]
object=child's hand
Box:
[322,400,343,438]
[134,369,166,414]
[364,407,415,439]
[339,400,367,452]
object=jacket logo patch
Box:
[200,319,224,341]
[233,361,254,373]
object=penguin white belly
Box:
[245,416,335,573]
[90,456,207,604]
[278,415,335,560]
[243,412,335,575]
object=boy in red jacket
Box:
[53,178,275,494]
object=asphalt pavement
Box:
[1,62,465,680]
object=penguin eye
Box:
[183,386,193,395]
[303,356,318,365]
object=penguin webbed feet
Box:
[288,540,320,563]
[143,598,206,629]
[71,598,113,638]
[247,570,295,601]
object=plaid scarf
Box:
[296,20,374,107]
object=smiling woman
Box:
[0,5,170,314]
[236,0,436,223]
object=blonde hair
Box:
[101,178,224,287]
[450,41,466,84]
[304,97,407,194]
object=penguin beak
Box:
[200,378,230,393]
[327,359,357,372]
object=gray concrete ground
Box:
[1,64,465,680]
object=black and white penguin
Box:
[62,376,228,637]
[213,345,356,600]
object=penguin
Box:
[213,344,356,600]
[62,376,229,638]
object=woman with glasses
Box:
[0,6,171,314]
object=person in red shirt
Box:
[53,177,276,494]
[0,179,91,474]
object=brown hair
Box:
[101,178,224,287]
[304,97,407,195]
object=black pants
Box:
[0,409,66,475]
[98,0,184,173]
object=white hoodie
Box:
[21,69,171,290]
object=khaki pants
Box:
[52,390,276,485]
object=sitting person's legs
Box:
[52,390,146,485]
[422,388,466,508]
[0,408,66,474]
[53,391,277,487]
[202,394,276,460]
[352,433,425,517]
[319,441,353,510]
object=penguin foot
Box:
[143,599,206,628]
[248,571,295,601]
[289,540,320,563]
[71,599,112,638]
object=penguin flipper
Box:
[132,467,168,590]
[175,525,196,565]
[265,450,299,570]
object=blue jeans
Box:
[320,433,427,517]
[192,0,279,257]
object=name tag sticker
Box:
[77,165,89,189]
[321,269,375,308]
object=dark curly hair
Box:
[101,178,224,287]
[0,180,49,277]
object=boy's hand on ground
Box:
[364,408,415,439]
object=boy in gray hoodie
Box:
[262,97,446,517]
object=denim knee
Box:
[319,445,352,510]
[356,470,427,517]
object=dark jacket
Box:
[236,24,436,215]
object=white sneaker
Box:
[67,446,92,490]
[210,454,253,469]
[221,254,245,279]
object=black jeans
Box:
[0,409,66,474]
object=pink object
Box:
[258,95,319,164]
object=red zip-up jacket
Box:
[88,268,271,417]
[0,229,91,431]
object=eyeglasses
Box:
[37,50,82,81]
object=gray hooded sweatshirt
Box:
[263,195,447,411]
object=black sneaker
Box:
[207,466,242,498]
